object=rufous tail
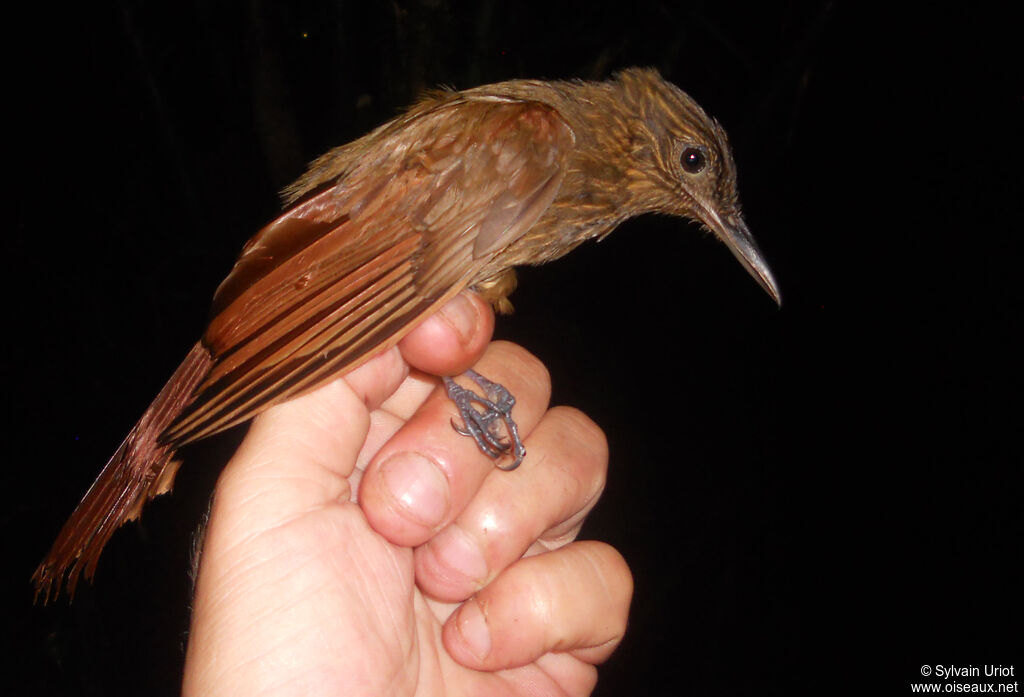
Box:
[32,343,213,603]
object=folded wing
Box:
[165,97,572,445]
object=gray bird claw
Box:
[443,369,526,470]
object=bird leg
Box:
[443,370,526,470]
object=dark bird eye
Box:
[681,147,706,174]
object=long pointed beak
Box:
[699,207,782,306]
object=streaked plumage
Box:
[34,67,779,601]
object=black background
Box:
[6,2,1021,695]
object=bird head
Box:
[613,68,781,305]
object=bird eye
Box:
[680,147,706,174]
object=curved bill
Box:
[700,207,782,306]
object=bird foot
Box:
[443,370,526,470]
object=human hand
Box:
[181,291,632,696]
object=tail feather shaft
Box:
[32,343,213,602]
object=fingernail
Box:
[428,524,488,585]
[380,452,449,528]
[456,599,492,661]
[438,293,478,346]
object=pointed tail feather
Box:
[32,343,213,603]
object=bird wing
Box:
[162,97,572,446]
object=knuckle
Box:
[544,407,608,504]
[581,541,633,619]
[548,407,608,464]
[488,341,551,395]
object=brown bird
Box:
[33,67,780,602]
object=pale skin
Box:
[182,291,633,697]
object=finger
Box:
[227,289,494,487]
[284,291,497,490]
[332,291,493,422]
[397,291,495,377]
[215,375,370,536]
[443,541,633,670]
[415,406,608,601]
[359,341,552,547]
[371,291,494,427]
